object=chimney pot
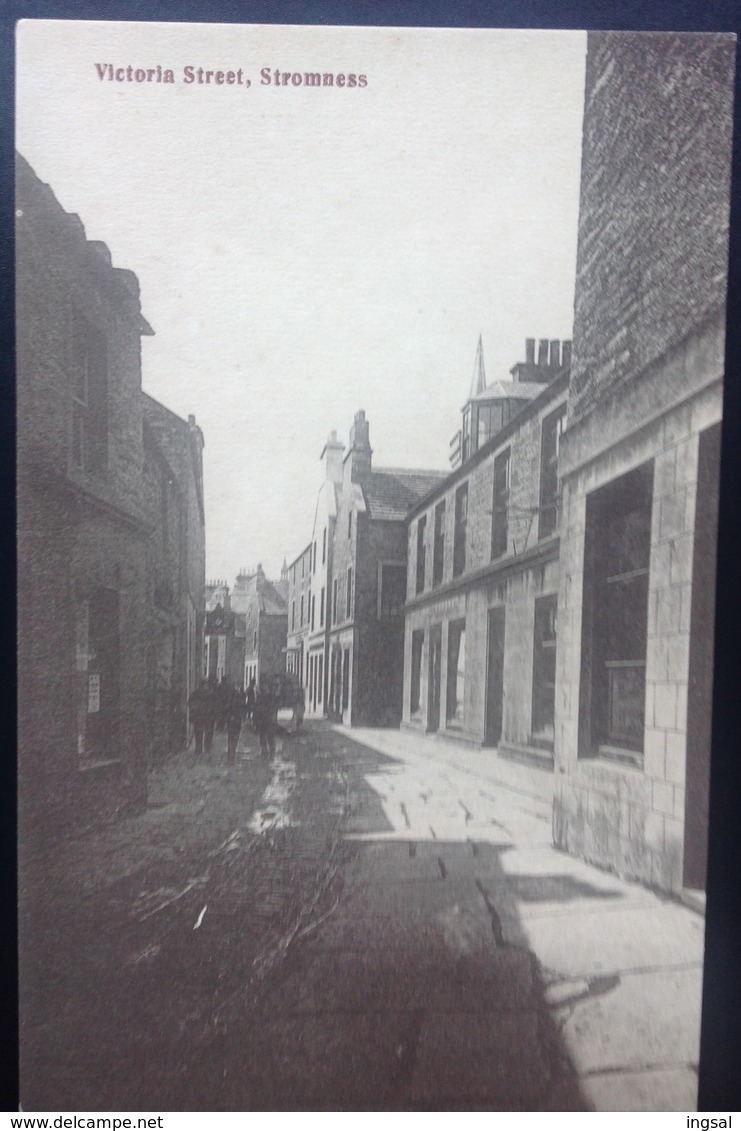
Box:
[525,338,535,365]
[538,339,549,367]
[549,340,561,369]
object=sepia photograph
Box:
[15,19,736,1111]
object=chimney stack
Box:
[561,340,572,371]
[538,339,549,367]
[549,340,561,369]
[525,338,535,365]
[321,428,345,484]
[345,409,373,483]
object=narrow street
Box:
[20,720,703,1112]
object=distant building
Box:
[237,566,289,689]
[329,411,447,725]
[17,155,154,825]
[203,582,244,688]
[286,543,314,702]
[402,336,569,776]
[142,395,205,762]
[552,32,733,894]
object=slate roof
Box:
[260,579,288,616]
[363,467,448,521]
[469,380,547,403]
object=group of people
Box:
[188,674,305,763]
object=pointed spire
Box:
[469,334,487,399]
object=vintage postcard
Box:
[16,20,735,1111]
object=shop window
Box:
[453,483,468,577]
[491,448,510,559]
[446,618,466,726]
[580,462,653,762]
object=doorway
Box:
[485,606,505,746]
[427,624,441,732]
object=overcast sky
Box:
[17,21,586,580]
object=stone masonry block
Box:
[643,726,666,778]
[673,784,686,821]
[650,541,672,583]
[660,488,688,542]
[673,436,699,488]
[644,683,656,731]
[653,682,678,730]
[656,586,683,637]
[646,636,669,683]
[652,778,675,815]
[669,535,694,587]
[665,634,690,683]
[654,450,677,498]
[665,731,686,786]
[684,481,698,539]
[644,810,665,853]
[691,393,722,438]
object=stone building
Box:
[285,413,444,726]
[17,154,153,825]
[286,543,315,704]
[552,32,734,895]
[325,411,446,726]
[203,581,244,688]
[285,429,345,718]
[402,337,569,790]
[142,394,205,762]
[237,566,289,689]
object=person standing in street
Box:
[254,679,278,759]
[188,679,215,757]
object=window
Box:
[477,404,504,451]
[446,619,466,726]
[300,595,304,625]
[311,595,315,630]
[348,510,353,538]
[253,630,257,651]
[69,309,108,475]
[580,462,653,761]
[313,542,317,572]
[410,630,424,716]
[433,501,445,586]
[531,594,557,745]
[416,516,427,595]
[291,602,296,631]
[301,555,305,578]
[322,528,327,564]
[379,563,407,617]
[539,406,565,540]
[320,586,325,626]
[491,449,510,559]
[346,567,353,619]
[332,578,338,624]
[453,483,468,577]
[462,406,472,463]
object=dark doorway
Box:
[427,624,441,732]
[531,594,558,746]
[684,422,721,889]
[485,606,505,746]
